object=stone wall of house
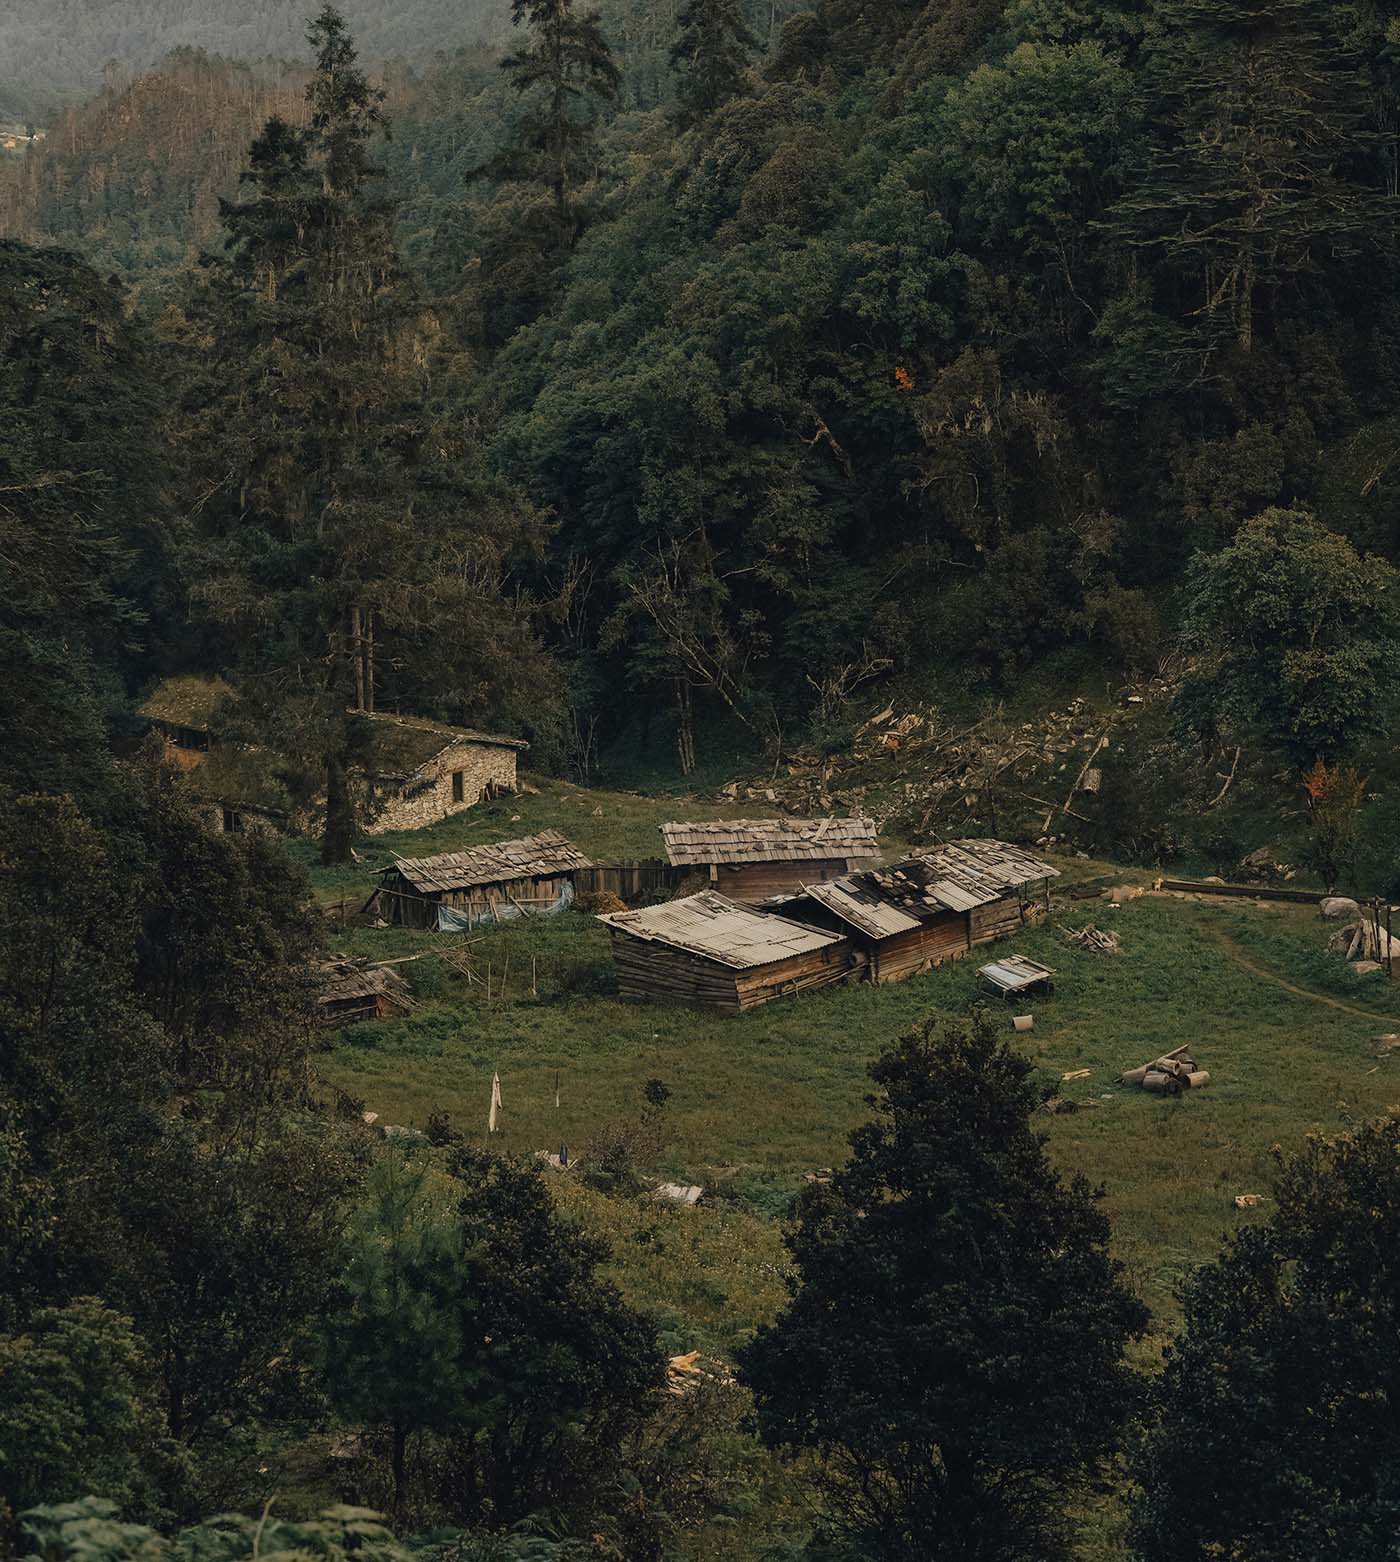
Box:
[196,802,284,839]
[364,741,519,835]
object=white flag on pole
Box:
[488,1071,502,1134]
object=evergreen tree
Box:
[1133,1112,1400,1561]
[738,1014,1148,1561]
[181,5,553,861]
[670,0,758,127]
[498,0,620,244]
[1113,0,1377,356]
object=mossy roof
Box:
[137,675,235,731]
[185,745,292,816]
[360,711,528,780]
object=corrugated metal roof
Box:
[787,839,1059,931]
[384,830,593,894]
[979,954,1056,994]
[598,891,844,970]
[801,879,923,939]
[661,817,878,867]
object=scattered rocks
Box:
[1353,960,1383,978]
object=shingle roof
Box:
[598,891,843,970]
[660,817,878,867]
[359,711,528,781]
[315,961,414,1009]
[137,675,235,730]
[383,830,592,895]
[788,839,1059,931]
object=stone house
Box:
[358,712,527,834]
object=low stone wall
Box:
[363,741,518,835]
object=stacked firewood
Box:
[1120,1045,1210,1095]
[1061,923,1121,955]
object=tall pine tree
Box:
[180,6,553,860]
[670,0,758,127]
[499,0,620,244]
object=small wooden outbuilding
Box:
[315,960,415,1025]
[778,839,1059,985]
[371,829,593,930]
[598,891,853,1011]
[137,675,235,769]
[659,817,879,902]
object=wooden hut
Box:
[371,829,593,930]
[137,675,234,769]
[778,839,1059,985]
[598,891,854,1012]
[315,961,415,1025]
[659,817,878,902]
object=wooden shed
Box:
[778,839,1059,985]
[315,960,415,1026]
[598,891,854,1012]
[371,829,593,930]
[137,675,234,769]
[659,817,879,902]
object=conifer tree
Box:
[1112,0,1376,355]
[739,1013,1148,1560]
[670,0,758,127]
[499,0,620,244]
[181,6,553,861]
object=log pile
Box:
[1061,923,1121,955]
[1120,1045,1210,1095]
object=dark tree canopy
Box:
[739,1014,1148,1561]
[1134,1112,1400,1562]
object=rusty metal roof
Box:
[660,817,878,867]
[799,878,923,939]
[598,891,844,970]
[383,830,593,895]
[788,839,1059,932]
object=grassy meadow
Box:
[304,794,1400,1557]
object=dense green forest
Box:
[11,0,1400,1555]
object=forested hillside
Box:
[0,0,503,122]
[13,3,1400,1557]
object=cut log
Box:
[1185,1070,1211,1089]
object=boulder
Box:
[1321,896,1362,920]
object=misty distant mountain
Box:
[0,0,506,122]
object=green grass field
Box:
[304,797,1400,1558]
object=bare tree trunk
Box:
[365,608,375,713]
[675,680,696,776]
[351,604,365,711]
[322,741,356,865]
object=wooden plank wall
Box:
[871,912,970,984]
[716,858,850,902]
[610,933,855,1011]
[575,860,693,905]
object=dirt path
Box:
[1206,926,1400,1025]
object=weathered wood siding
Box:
[376,870,569,929]
[575,860,695,905]
[869,911,971,984]
[714,857,850,902]
[609,932,854,1012]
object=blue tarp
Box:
[435,878,575,933]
